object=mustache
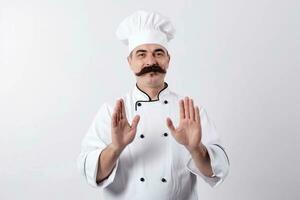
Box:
[135,64,166,76]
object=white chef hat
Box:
[116,10,176,53]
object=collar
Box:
[133,82,170,102]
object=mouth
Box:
[149,72,159,76]
[139,71,160,77]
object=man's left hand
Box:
[166,97,205,154]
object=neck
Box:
[137,82,166,100]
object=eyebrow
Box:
[134,48,166,55]
[153,48,166,54]
[135,49,147,54]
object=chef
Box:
[77,10,230,200]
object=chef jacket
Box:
[77,82,230,200]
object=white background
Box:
[1,0,299,199]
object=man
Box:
[77,10,229,199]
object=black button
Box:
[137,102,142,106]
[164,100,168,104]
[140,177,145,182]
[163,133,168,137]
[140,134,145,139]
[161,178,167,182]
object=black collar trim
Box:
[135,82,168,111]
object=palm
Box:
[111,99,140,150]
[167,97,202,151]
[172,119,201,147]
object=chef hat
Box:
[116,10,176,53]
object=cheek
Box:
[160,60,169,69]
[130,60,142,72]
[132,64,142,73]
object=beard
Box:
[135,64,166,76]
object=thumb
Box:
[166,117,176,134]
[131,115,140,129]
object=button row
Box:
[140,177,167,183]
[139,133,168,138]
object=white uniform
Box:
[77,83,230,200]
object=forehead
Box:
[132,43,167,54]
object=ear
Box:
[166,54,171,69]
[127,55,131,65]
[127,55,135,72]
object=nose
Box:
[145,54,158,66]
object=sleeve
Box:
[186,106,230,188]
[77,103,119,188]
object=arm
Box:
[167,97,229,186]
[96,98,140,183]
[188,143,213,177]
[167,97,212,175]
[77,99,139,188]
[96,144,123,183]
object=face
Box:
[127,43,170,88]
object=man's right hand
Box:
[111,99,140,152]
[96,99,140,183]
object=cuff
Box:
[186,144,229,188]
[84,148,119,188]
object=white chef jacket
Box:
[77,83,230,200]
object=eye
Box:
[137,53,145,58]
[155,52,164,57]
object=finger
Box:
[114,100,119,122]
[121,99,127,120]
[114,100,119,123]
[113,100,119,125]
[112,112,118,127]
[131,115,140,129]
[179,99,185,119]
[184,97,189,119]
[117,99,122,122]
[195,106,201,123]
[189,98,195,121]
[119,99,123,120]
[166,117,176,134]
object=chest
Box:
[122,98,189,177]
[107,95,194,199]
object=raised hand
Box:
[166,97,203,152]
[111,99,140,151]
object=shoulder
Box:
[93,102,114,122]
[96,92,129,117]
